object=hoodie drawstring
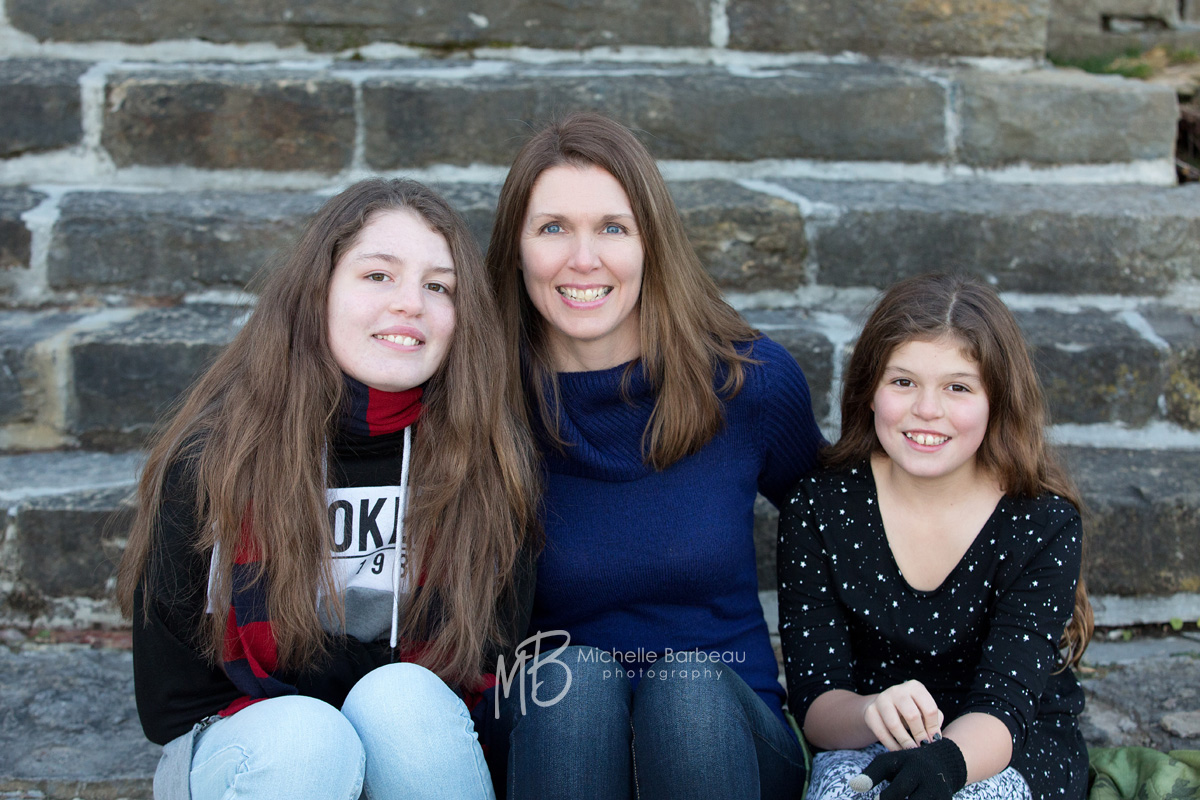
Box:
[389,425,412,649]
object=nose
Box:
[566,233,601,272]
[388,275,425,316]
[913,387,943,419]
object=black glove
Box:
[847,737,968,800]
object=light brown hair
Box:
[117,178,539,687]
[487,112,758,469]
[825,273,1092,667]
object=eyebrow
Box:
[526,211,637,222]
[885,366,980,380]
[353,252,456,273]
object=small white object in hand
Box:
[848,774,875,793]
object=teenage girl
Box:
[117,179,538,800]
[778,273,1092,800]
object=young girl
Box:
[778,274,1092,800]
[483,112,823,799]
[116,179,538,800]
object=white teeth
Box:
[558,286,612,302]
[375,334,421,346]
[906,432,948,446]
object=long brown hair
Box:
[825,273,1092,668]
[487,112,758,469]
[117,179,539,688]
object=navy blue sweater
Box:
[527,336,825,724]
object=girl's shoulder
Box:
[787,461,872,506]
[1001,491,1081,531]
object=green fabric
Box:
[1088,747,1200,800]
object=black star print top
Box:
[778,463,1088,800]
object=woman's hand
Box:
[863,680,944,751]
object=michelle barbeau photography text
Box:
[494,630,745,719]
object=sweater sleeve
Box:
[752,336,826,508]
[131,456,241,745]
[132,456,395,745]
[959,499,1082,751]
[776,475,858,725]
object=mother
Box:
[485,112,825,799]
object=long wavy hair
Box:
[487,112,759,469]
[117,178,539,687]
[824,273,1092,667]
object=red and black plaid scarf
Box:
[217,377,423,716]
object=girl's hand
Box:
[848,736,967,800]
[863,680,944,751]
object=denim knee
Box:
[190,695,364,800]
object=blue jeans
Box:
[482,646,806,799]
[187,663,494,800]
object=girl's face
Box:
[327,209,456,392]
[519,163,645,372]
[871,336,990,484]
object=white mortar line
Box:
[1049,421,1200,449]
[1118,309,1172,351]
[709,0,731,49]
[351,81,368,174]
[16,189,62,304]
[735,179,842,219]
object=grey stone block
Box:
[1065,447,1200,596]
[957,68,1178,166]
[363,63,947,168]
[741,309,835,422]
[0,60,86,158]
[103,70,354,172]
[0,310,87,426]
[0,647,158,788]
[1019,309,1166,426]
[9,0,709,49]
[672,181,808,293]
[728,0,1050,58]
[48,191,323,293]
[11,486,133,601]
[68,305,247,448]
[1142,308,1200,430]
[1048,27,1200,60]
[785,180,1200,294]
[431,182,503,256]
[0,187,43,273]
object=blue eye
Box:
[604,223,624,234]
[543,223,562,234]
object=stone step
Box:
[751,447,1200,623]
[7,0,1051,58]
[3,444,1200,628]
[3,180,1198,304]
[5,635,1200,799]
[0,58,1179,179]
[2,299,1199,450]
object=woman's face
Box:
[519,163,645,372]
[327,209,456,392]
[871,336,990,485]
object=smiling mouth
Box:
[557,286,612,302]
[374,334,422,346]
[905,432,948,446]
